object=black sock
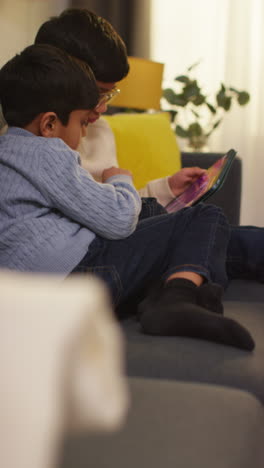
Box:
[139,278,255,351]
[196,283,224,314]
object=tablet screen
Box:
[165,150,236,213]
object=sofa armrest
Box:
[181,152,242,225]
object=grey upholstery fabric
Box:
[59,378,264,468]
[181,152,242,225]
[122,297,264,403]
[58,153,262,467]
[225,279,264,302]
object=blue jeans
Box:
[71,203,230,308]
[139,197,167,219]
[140,198,264,283]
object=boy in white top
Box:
[78,117,178,207]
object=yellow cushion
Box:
[103,112,181,190]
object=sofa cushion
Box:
[103,112,181,190]
[60,377,264,468]
[122,298,264,404]
[224,279,264,302]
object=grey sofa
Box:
[124,153,264,400]
[59,153,264,468]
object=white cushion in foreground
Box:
[0,270,129,468]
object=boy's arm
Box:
[138,177,175,207]
[39,143,141,240]
[138,168,207,207]
[78,118,204,208]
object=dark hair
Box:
[35,8,129,83]
[0,43,99,127]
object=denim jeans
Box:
[139,197,167,219]
[71,203,230,308]
[140,198,264,284]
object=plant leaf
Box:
[175,125,189,138]
[238,91,250,105]
[229,87,239,94]
[182,81,202,99]
[174,75,190,84]
[163,88,177,104]
[187,61,201,72]
[192,94,206,106]
[206,118,222,137]
[173,95,189,106]
[216,88,232,110]
[188,122,203,137]
[206,103,216,114]
[163,88,188,106]
[191,109,200,118]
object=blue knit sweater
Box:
[0,127,141,274]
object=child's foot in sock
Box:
[196,283,224,314]
[138,278,255,351]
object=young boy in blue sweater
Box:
[0,44,254,350]
[32,8,264,286]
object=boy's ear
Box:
[39,112,59,137]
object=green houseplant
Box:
[162,62,250,151]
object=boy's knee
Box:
[196,203,228,222]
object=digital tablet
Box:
[165,149,237,213]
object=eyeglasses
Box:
[95,87,120,110]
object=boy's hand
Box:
[102,166,133,182]
[168,167,208,197]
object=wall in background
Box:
[70,0,151,57]
[150,0,264,225]
[0,0,69,67]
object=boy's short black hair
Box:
[35,8,129,83]
[0,43,99,128]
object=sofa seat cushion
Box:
[122,300,264,403]
[60,377,264,468]
[224,279,264,302]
